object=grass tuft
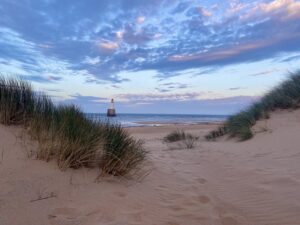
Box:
[99,123,147,176]
[205,71,300,141]
[163,129,187,143]
[163,129,199,149]
[0,77,34,125]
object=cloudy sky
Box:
[0,0,300,114]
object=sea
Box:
[85,113,228,127]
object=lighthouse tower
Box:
[107,98,116,117]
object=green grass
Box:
[0,76,147,176]
[163,129,199,149]
[163,129,187,143]
[205,71,300,141]
[100,123,147,176]
[0,77,34,125]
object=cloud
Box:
[48,76,62,81]
[42,88,62,93]
[155,82,190,92]
[0,26,96,83]
[198,7,212,17]
[228,87,243,91]
[83,56,101,65]
[240,0,300,21]
[117,92,202,102]
[59,94,109,112]
[259,0,300,18]
[69,94,107,103]
[250,68,283,76]
[168,42,268,62]
[227,1,246,15]
[280,54,300,62]
[98,41,119,52]
[0,0,300,83]
[155,88,170,93]
[116,30,124,39]
[136,16,146,24]
[20,75,61,83]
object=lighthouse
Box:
[107,98,116,117]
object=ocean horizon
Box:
[85,113,229,127]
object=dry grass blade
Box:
[30,192,57,202]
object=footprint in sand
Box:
[170,205,184,212]
[96,213,115,223]
[53,207,79,218]
[114,191,127,198]
[127,211,143,222]
[49,207,82,225]
[221,216,239,225]
[197,178,207,184]
[198,195,210,204]
[166,222,180,225]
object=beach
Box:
[1,109,300,225]
[1,0,300,224]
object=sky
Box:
[0,0,300,114]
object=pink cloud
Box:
[168,42,266,62]
[136,16,146,24]
[168,32,300,63]
[198,7,212,17]
[98,41,119,52]
[258,0,300,19]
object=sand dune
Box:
[1,110,300,225]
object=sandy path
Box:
[1,110,300,225]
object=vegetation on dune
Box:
[0,76,147,176]
[163,129,199,149]
[0,77,34,125]
[163,129,187,143]
[205,71,300,141]
[100,123,147,176]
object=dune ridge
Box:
[206,71,300,141]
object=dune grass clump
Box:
[0,76,146,176]
[0,77,34,125]
[205,71,300,141]
[99,123,147,176]
[163,130,187,143]
[33,105,104,169]
[163,129,199,149]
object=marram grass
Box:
[0,77,34,125]
[99,123,147,176]
[0,76,147,176]
[205,71,300,141]
[163,129,199,149]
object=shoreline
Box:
[85,113,228,128]
[123,121,225,128]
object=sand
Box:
[1,110,300,225]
